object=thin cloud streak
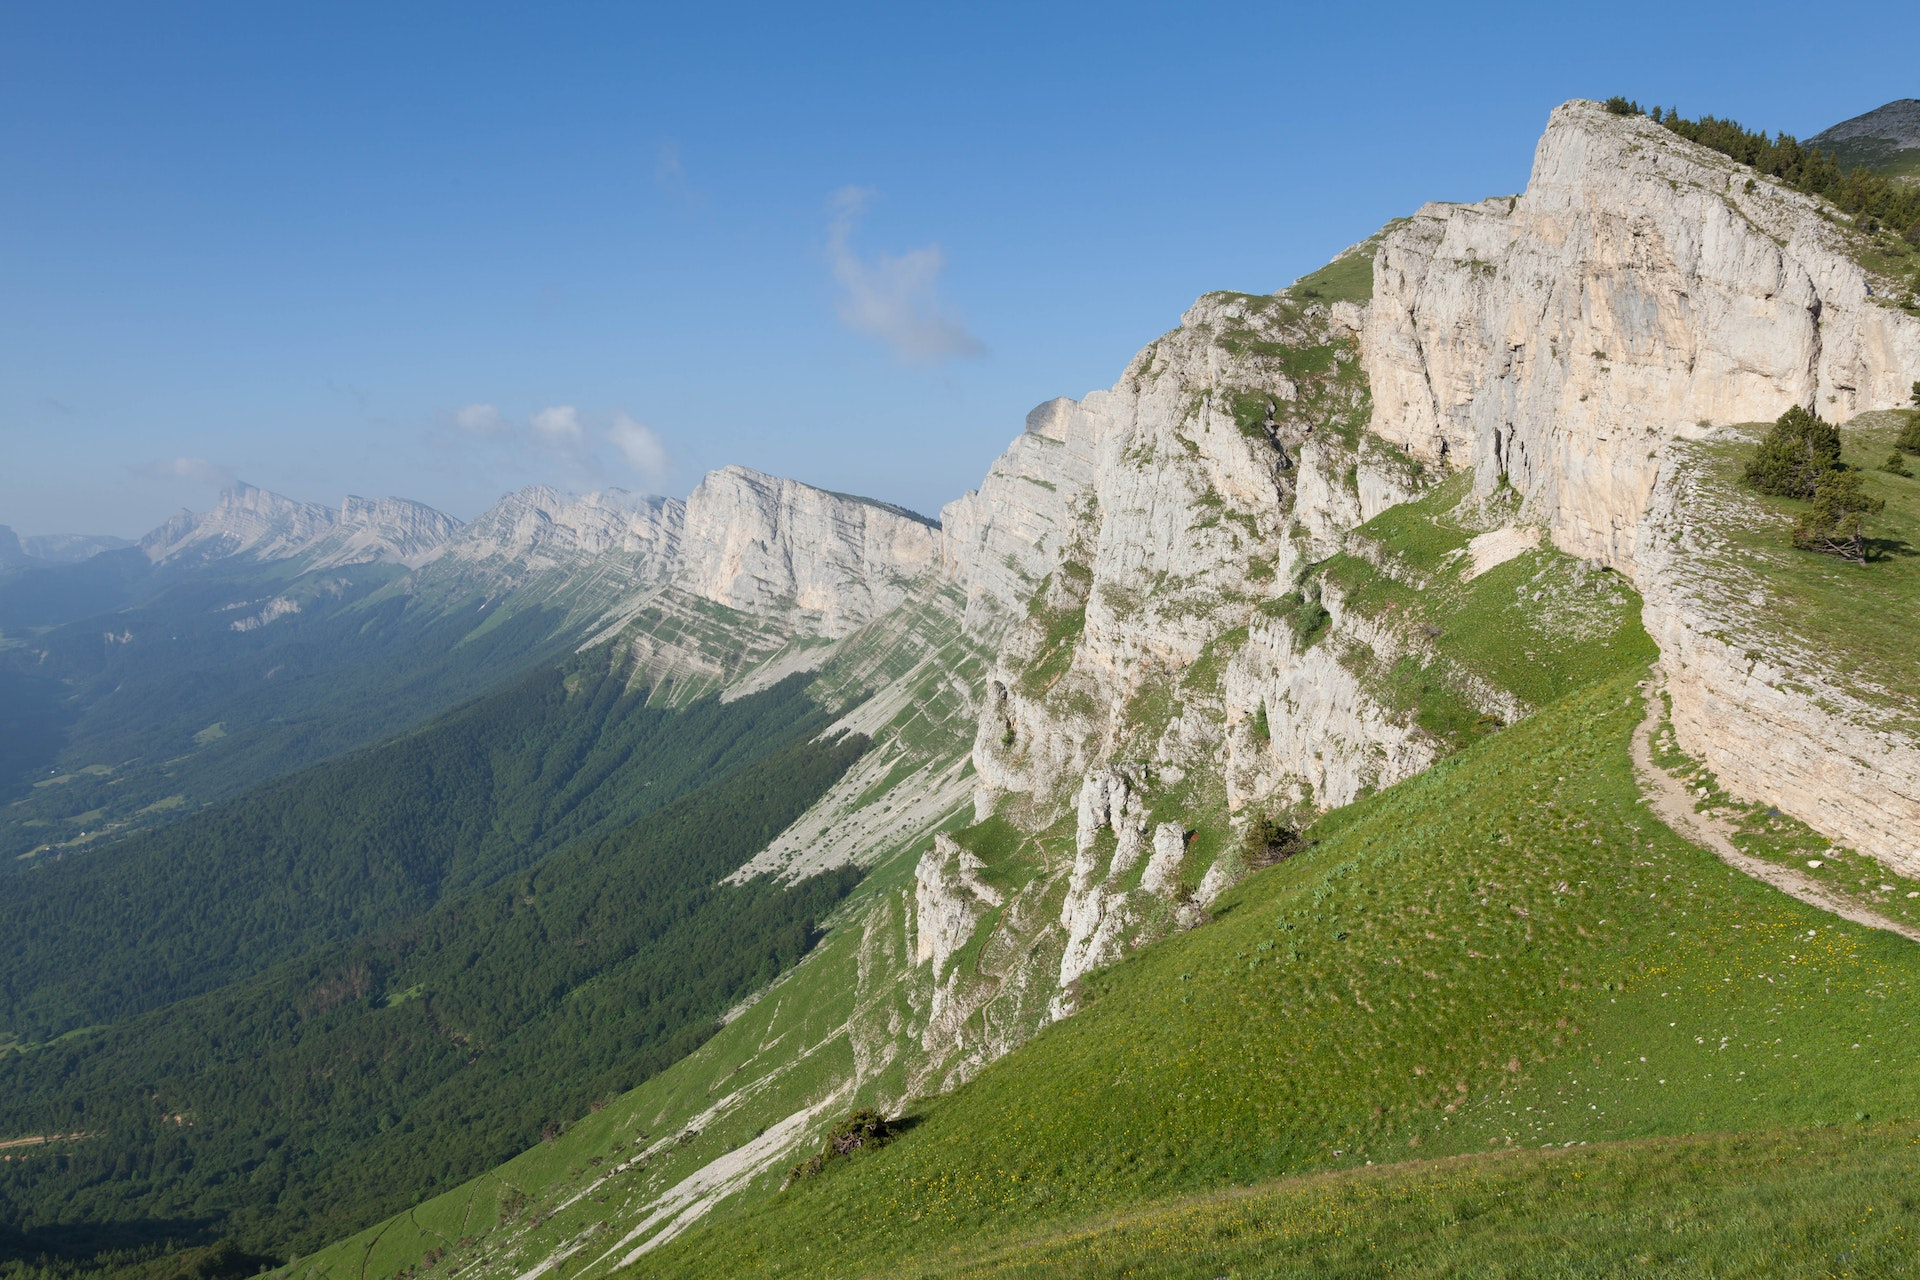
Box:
[437,405,673,491]
[607,414,671,486]
[826,187,985,365]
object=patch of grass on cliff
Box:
[1288,251,1373,305]
[881,1122,1920,1278]
[1016,566,1091,698]
[1683,411,1920,719]
[639,668,1920,1279]
[1320,474,1654,721]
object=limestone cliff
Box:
[1365,98,1920,571]
[1361,98,1920,876]
[675,466,940,638]
[1638,425,1920,877]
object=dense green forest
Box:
[0,560,587,860]
[0,726,868,1272]
[0,652,835,1042]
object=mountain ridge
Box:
[1809,97,1920,177]
[10,94,1920,1280]
[274,96,1920,1279]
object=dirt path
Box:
[0,1132,94,1151]
[1632,681,1920,944]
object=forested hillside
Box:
[0,721,868,1269]
[0,652,835,1043]
[0,562,585,862]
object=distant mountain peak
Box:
[140,482,462,569]
[1808,99,1920,176]
[1810,98,1920,148]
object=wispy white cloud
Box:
[826,186,985,364]
[607,413,671,485]
[529,405,587,457]
[437,404,671,491]
[453,402,512,437]
[138,457,238,487]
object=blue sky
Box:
[4,1,1916,537]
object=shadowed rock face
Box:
[1365,98,1920,572]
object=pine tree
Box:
[1744,405,1841,498]
[1792,470,1884,564]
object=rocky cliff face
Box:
[1359,98,1920,879]
[438,486,680,570]
[966,290,1425,830]
[393,468,941,641]
[1365,99,1920,572]
[939,397,1104,634]
[1637,427,1920,877]
[675,466,940,638]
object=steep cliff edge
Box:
[1365,98,1920,571]
[1362,98,1920,875]
[674,466,939,637]
[1637,414,1920,875]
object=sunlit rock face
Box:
[1366,98,1920,571]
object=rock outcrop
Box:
[940,397,1104,633]
[438,486,680,570]
[675,466,940,637]
[967,290,1428,846]
[1357,98,1920,876]
[1365,98,1920,571]
[1638,430,1920,876]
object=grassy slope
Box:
[645,664,1920,1277]
[880,1123,1920,1277]
[638,472,1920,1279]
[279,407,1920,1278]
[1671,412,1920,722]
[283,588,995,1280]
[1319,472,1645,737]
